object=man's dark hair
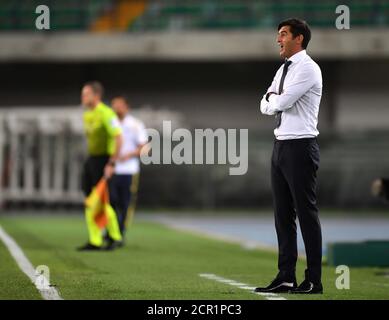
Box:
[84,81,104,98]
[112,95,130,107]
[278,18,311,49]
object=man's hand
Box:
[371,178,384,198]
[260,93,277,115]
[104,163,115,179]
[266,91,278,101]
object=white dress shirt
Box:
[260,50,322,140]
[115,114,148,175]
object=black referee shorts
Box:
[81,155,110,196]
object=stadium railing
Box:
[0,108,86,206]
[0,106,185,207]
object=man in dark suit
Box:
[256,18,323,294]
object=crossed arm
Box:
[260,66,316,115]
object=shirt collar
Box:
[95,101,104,109]
[286,49,306,64]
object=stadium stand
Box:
[0,0,388,31]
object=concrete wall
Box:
[0,29,389,62]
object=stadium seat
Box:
[1,0,389,31]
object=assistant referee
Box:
[78,81,123,251]
[255,19,323,294]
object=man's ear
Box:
[296,34,304,47]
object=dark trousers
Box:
[109,174,133,236]
[81,155,109,196]
[271,138,322,283]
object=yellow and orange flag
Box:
[85,178,110,229]
[84,178,122,246]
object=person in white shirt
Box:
[109,96,148,243]
[255,18,323,295]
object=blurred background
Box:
[0,0,389,212]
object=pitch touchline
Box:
[0,225,63,300]
[199,273,286,300]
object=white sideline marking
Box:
[238,286,257,290]
[0,225,63,300]
[199,273,286,300]
[229,282,247,286]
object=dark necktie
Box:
[275,60,292,128]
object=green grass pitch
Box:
[0,215,388,300]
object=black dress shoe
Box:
[77,243,102,251]
[255,277,297,293]
[291,279,323,294]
